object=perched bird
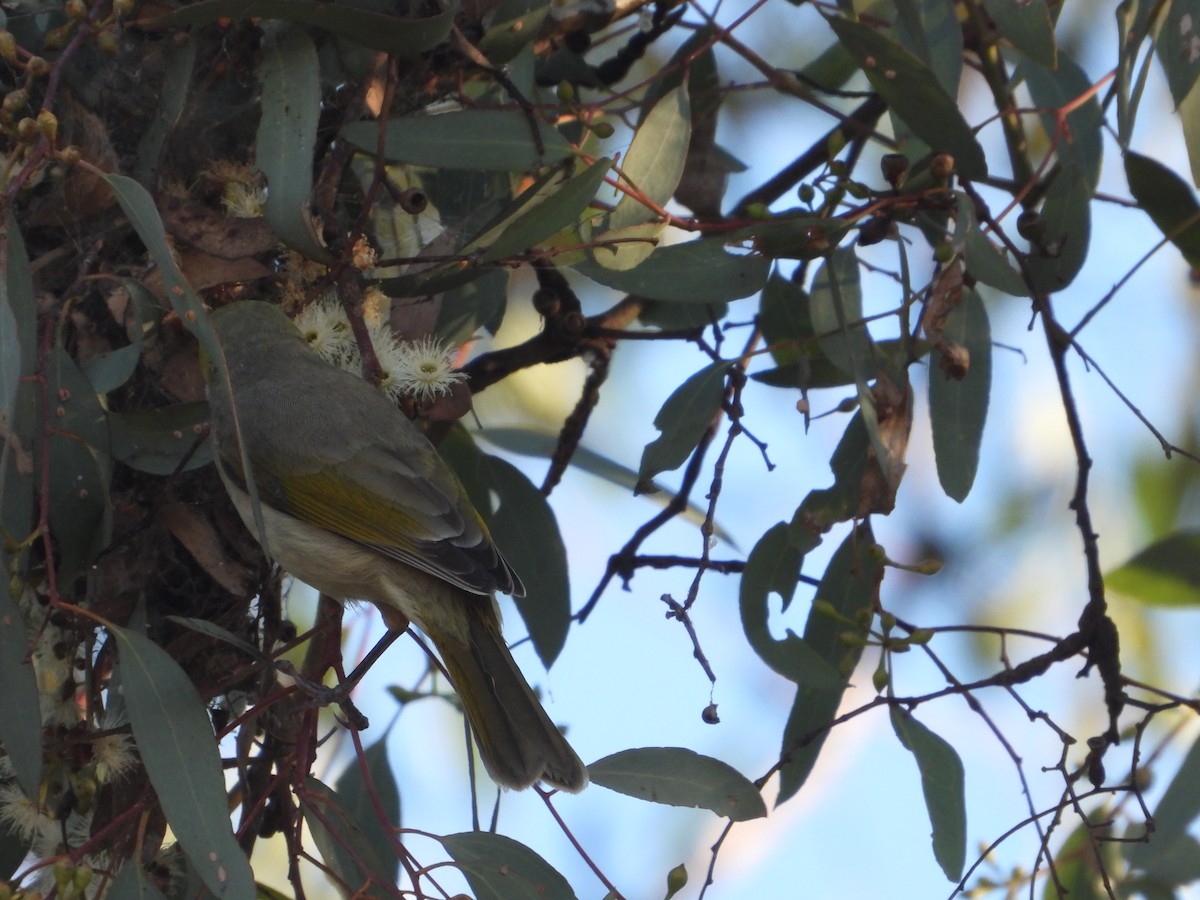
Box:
[204,300,588,793]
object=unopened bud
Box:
[2,89,27,114]
[0,31,17,63]
[64,0,88,21]
[37,109,57,143]
[96,30,120,54]
[929,153,955,183]
[1017,210,1047,243]
[590,120,614,139]
[25,56,50,76]
[872,663,889,692]
[556,81,575,103]
[907,628,934,645]
[15,116,37,140]
[880,153,908,188]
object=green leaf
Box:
[473,427,736,544]
[573,239,768,303]
[826,15,987,180]
[483,455,571,668]
[587,220,666,272]
[140,0,454,53]
[341,111,570,173]
[955,194,1029,296]
[440,831,577,900]
[0,290,19,423]
[257,26,330,261]
[637,362,730,490]
[481,158,612,262]
[893,0,963,95]
[109,403,213,476]
[1023,162,1092,294]
[1125,151,1200,267]
[760,271,812,366]
[981,0,1056,68]
[1106,532,1200,606]
[107,861,172,900]
[46,348,111,584]
[1020,53,1103,190]
[333,732,402,886]
[111,624,255,898]
[134,33,195,186]
[590,747,767,821]
[479,0,550,64]
[739,524,844,688]
[929,289,991,502]
[300,777,396,899]
[609,86,691,230]
[164,615,271,666]
[810,248,875,377]
[777,524,882,804]
[0,571,42,799]
[437,268,509,343]
[890,708,967,881]
[1155,0,1200,107]
[1125,733,1200,879]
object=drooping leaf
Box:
[891,708,967,881]
[573,239,769,303]
[0,572,41,799]
[109,403,213,476]
[1125,151,1200,267]
[0,291,19,424]
[482,454,571,667]
[134,33,195,186]
[1020,53,1104,190]
[478,0,550,64]
[107,861,172,900]
[1049,818,1117,900]
[609,86,691,231]
[164,616,271,667]
[637,362,730,490]
[140,0,454,53]
[1023,162,1092,294]
[111,624,255,898]
[955,193,1029,296]
[826,15,987,180]
[45,348,111,584]
[981,0,1056,68]
[777,523,883,804]
[1106,532,1200,606]
[437,268,509,343]
[440,831,577,900]
[589,747,767,821]
[893,0,963,95]
[300,777,396,899]
[809,247,875,378]
[1125,734,1200,879]
[481,158,613,262]
[740,524,845,688]
[759,271,813,366]
[257,25,330,261]
[929,289,991,502]
[333,731,402,886]
[1154,0,1200,107]
[341,111,570,173]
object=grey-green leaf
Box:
[891,708,967,881]
[929,288,991,502]
[257,25,330,261]
[1154,0,1200,107]
[300,776,396,899]
[826,15,987,180]
[777,523,882,804]
[637,362,730,490]
[342,111,570,173]
[589,747,766,821]
[740,524,843,688]
[981,0,1056,68]
[484,455,571,667]
[109,403,213,476]
[809,247,875,377]
[1020,53,1103,190]
[440,831,577,900]
[0,571,42,798]
[1106,531,1200,606]
[333,732,402,886]
[1023,162,1091,295]
[111,624,255,898]
[1125,151,1200,267]
[140,0,454,53]
[1125,733,1200,877]
[573,239,768,303]
[609,86,691,231]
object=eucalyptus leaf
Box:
[891,708,967,881]
[109,403,213,476]
[589,747,767,821]
[929,289,991,502]
[574,239,768,303]
[141,0,454,53]
[637,362,730,490]
[441,831,577,900]
[1106,532,1200,606]
[609,86,691,230]
[342,111,570,172]
[111,624,255,898]
[981,0,1056,68]
[0,571,42,798]
[1125,152,1200,267]
[1020,53,1103,190]
[300,777,396,899]
[334,731,402,886]
[257,25,330,261]
[826,15,987,179]
[809,248,875,377]
[1125,734,1200,877]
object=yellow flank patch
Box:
[278,469,430,553]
